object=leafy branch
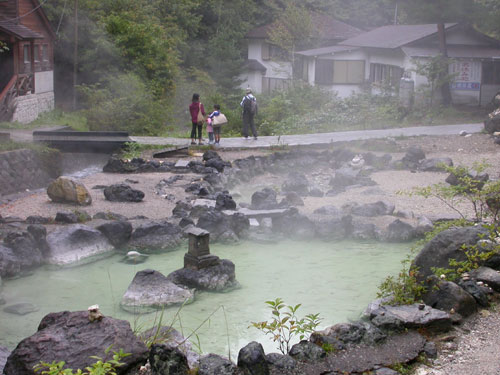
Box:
[251,298,321,354]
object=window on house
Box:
[293,57,309,81]
[482,61,500,85]
[370,63,404,87]
[315,59,365,85]
[262,42,287,61]
[23,45,29,63]
[42,44,49,61]
[333,60,365,84]
[34,45,40,62]
[315,59,334,84]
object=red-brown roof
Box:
[246,13,362,42]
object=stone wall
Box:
[0,149,60,197]
[11,92,55,124]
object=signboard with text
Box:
[449,61,481,91]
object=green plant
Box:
[403,162,500,223]
[251,298,321,355]
[377,257,426,305]
[431,225,500,281]
[34,347,130,375]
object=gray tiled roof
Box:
[0,21,44,39]
[339,23,457,49]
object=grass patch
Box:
[0,110,88,131]
[0,140,53,153]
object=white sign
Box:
[449,61,481,91]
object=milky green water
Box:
[0,240,410,358]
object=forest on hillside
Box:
[40,0,500,136]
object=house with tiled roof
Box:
[295,23,500,106]
[240,13,363,94]
[0,0,55,122]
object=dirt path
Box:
[415,307,500,375]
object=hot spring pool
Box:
[0,239,411,358]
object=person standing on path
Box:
[189,93,205,145]
[240,88,258,140]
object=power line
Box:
[0,0,50,24]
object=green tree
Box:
[267,1,313,68]
[399,0,484,106]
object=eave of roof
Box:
[338,23,457,49]
[244,59,267,72]
[296,45,359,57]
[0,21,44,39]
[403,45,500,59]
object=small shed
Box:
[0,0,55,123]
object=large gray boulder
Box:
[311,321,386,348]
[198,354,236,375]
[46,224,114,267]
[364,301,452,332]
[350,201,395,217]
[310,213,352,240]
[167,259,239,292]
[149,345,189,375]
[3,311,148,375]
[281,172,310,196]
[383,219,416,242]
[413,225,490,283]
[237,341,269,375]
[96,220,133,248]
[0,244,20,278]
[422,277,477,317]
[2,231,43,274]
[121,269,194,313]
[140,326,199,369]
[128,220,183,252]
[104,183,145,202]
[470,266,500,292]
[251,188,279,209]
[0,345,10,374]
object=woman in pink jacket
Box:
[189,93,206,145]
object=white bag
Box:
[212,113,228,125]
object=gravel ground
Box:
[414,306,500,375]
[2,132,500,374]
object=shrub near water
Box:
[251,298,321,355]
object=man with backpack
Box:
[240,87,258,140]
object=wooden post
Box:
[30,40,35,93]
[437,22,452,106]
[73,0,78,110]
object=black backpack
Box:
[243,96,257,115]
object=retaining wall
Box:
[0,149,60,197]
[11,92,55,124]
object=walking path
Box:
[131,123,484,149]
[6,123,484,149]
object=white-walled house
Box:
[295,23,500,106]
[239,14,362,94]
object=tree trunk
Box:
[437,23,452,106]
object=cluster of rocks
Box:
[4,224,500,375]
[3,146,500,374]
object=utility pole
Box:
[393,1,398,25]
[72,0,78,110]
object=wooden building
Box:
[0,0,55,123]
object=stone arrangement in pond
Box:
[2,146,500,374]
